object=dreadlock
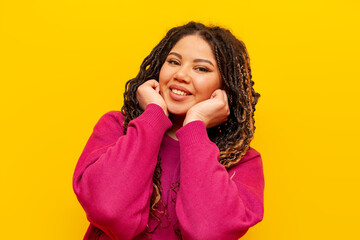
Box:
[121,21,260,238]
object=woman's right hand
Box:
[136,79,168,116]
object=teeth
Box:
[171,89,188,96]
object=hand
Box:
[136,80,168,116]
[183,89,230,128]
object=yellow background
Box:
[1,0,359,239]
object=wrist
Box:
[183,112,204,126]
[147,103,169,117]
[163,107,169,117]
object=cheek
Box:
[159,68,171,95]
[159,66,170,85]
[158,68,165,88]
[194,76,222,98]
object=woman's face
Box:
[159,34,222,116]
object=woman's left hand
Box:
[183,89,230,128]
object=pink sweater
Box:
[73,104,264,240]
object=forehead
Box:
[170,35,215,60]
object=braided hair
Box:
[121,21,260,237]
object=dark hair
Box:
[121,21,260,237]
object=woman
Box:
[73,21,264,240]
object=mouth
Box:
[170,88,190,96]
[169,85,192,96]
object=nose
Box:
[174,65,191,83]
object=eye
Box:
[195,66,211,72]
[167,59,180,65]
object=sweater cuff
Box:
[135,103,172,132]
[175,120,213,147]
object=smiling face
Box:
[159,34,222,116]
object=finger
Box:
[147,79,159,88]
[222,90,228,103]
[211,89,222,99]
[222,91,230,115]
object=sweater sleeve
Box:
[175,121,264,240]
[72,104,172,240]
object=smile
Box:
[171,89,190,96]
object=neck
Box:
[166,114,185,140]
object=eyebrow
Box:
[168,52,214,67]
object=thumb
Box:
[222,90,228,102]
[146,79,159,89]
[211,89,223,99]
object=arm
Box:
[72,104,172,240]
[175,121,264,240]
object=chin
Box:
[164,98,192,116]
[168,108,188,116]
[166,104,191,116]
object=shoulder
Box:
[228,147,264,184]
[93,110,125,136]
[243,147,261,161]
[233,147,262,166]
